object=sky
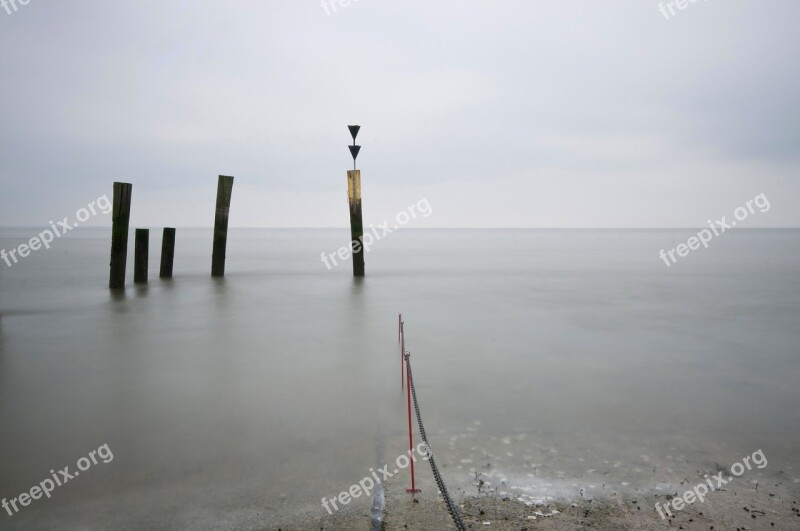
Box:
[0,0,798,228]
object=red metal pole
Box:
[400,320,405,390]
[405,353,419,493]
[399,315,402,389]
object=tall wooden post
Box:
[347,125,364,277]
[348,169,365,277]
[134,229,149,284]
[211,175,234,277]
[160,227,176,278]
[109,182,132,289]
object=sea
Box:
[1,228,798,528]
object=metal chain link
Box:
[404,352,466,531]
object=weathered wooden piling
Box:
[348,169,365,277]
[109,182,132,289]
[347,125,364,277]
[160,227,176,279]
[211,175,234,277]
[134,229,149,284]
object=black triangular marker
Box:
[349,145,361,160]
[348,125,361,142]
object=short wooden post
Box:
[211,175,234,277]
[109,182,132,289]
[134,228,149,284]
[160,227,176,278]
[347,169,365,277]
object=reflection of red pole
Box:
[405,353,419,493]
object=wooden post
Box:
[160,227,176,278]
[347,169,365,277]
[109,182,132,289]
[211,175,234,277]
[134,229,149,284]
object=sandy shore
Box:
[265,431,800,530]
[271,482,799,530]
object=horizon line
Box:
[1,226,799,230]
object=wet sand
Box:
[269,430,800,530]
[275,479,799,530]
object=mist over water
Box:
[1,228,799,528]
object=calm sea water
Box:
[1,228,799,528]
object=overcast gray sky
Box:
[1,0,798,228]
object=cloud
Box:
[1,0,798,227]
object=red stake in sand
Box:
[405,353,420,493]
[399,314,419,493]
[399,314,405,390]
